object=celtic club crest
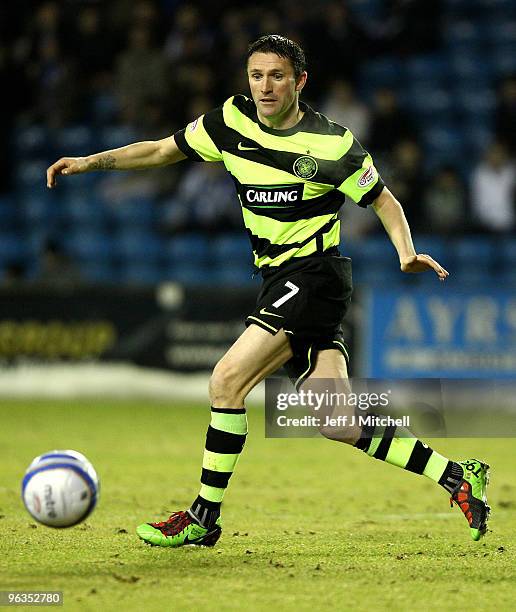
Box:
[293,156,318,179]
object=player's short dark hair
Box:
[247,34,306,78]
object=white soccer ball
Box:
[21,450,100,528]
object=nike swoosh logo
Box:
[183,526,220,545]
[260,307,284,318]
[238,142,259,151]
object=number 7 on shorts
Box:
[272,281,299,308]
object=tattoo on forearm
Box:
[89,155,116,170]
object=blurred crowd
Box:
[1,0,516,285]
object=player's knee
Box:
[318,422,360,445]
[209,359,245,406]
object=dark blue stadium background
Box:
[1,0,515,288]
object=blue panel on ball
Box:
[38,452,82,462]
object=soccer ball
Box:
[21,450,100,528]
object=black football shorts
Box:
[245,249,353,388]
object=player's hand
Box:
[46,157,88,188]
[400,254,449,281]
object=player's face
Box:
[247,52,306,124]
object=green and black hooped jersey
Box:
[174,95,385,268]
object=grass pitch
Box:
[1,399,515,611]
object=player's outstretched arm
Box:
[46,135,187,188]
[373,187,449,281]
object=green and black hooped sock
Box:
[189,407,248,529]
[354,417,463,493]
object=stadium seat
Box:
[402,86,453,122]
[448,53,493,85]
[13,125,50,158]
[496,238,516,285]
[19,192,60,225]
[463,124,493,154]
[62,194,109,227]
[498,237,516,262]
[344,237,398,288]
[0,195,19,230]
[92,92,118,124]
[499,269,516,286]
[99,125,138,150]
[451,269,491,286]
[166,262,214,286]
[15,160,49,191]
[212,263,257,287]
[352,261,401,286]
[66,230,115,262]
[339,240,360,261]
[120,262,164,286]
[360,59,403,87]
[413,236,448,267]
[54,126,95,157]
[490,45,516,76]
[484,19,516,43]
[444,0,477,12]
[0,232,30,263]
[341,236,395,263]
[453,236,495,263]
[479,1,516,15]
[80,261,118,285]
[59,170,98,195]
[412,236,452,286]
[25,229,47,258]
[443,20,483,48]
[347,0,382,21]
[422,126,465,162]
[454,88,496,118]
[165,233,210,266]
[451,236,495,284]
[112,230,163,263]
[211,234,252,264]
[107,196,157,228]
[404,55,450,85]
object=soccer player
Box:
[46,35,490,546]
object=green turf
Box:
[1,400,515,611]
